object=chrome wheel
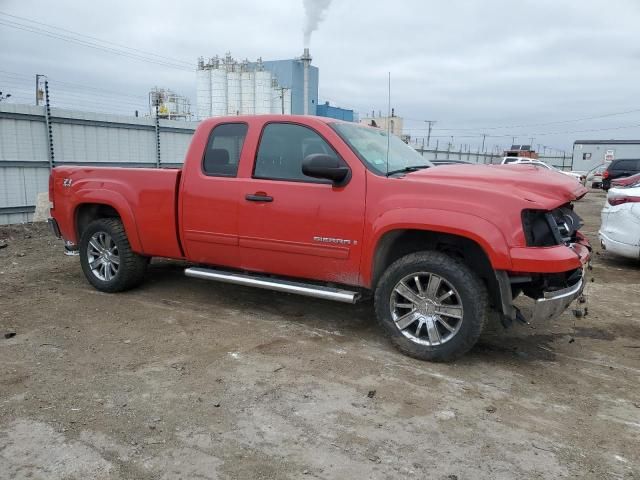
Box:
[87,231,120,281]
[390,272,463,346]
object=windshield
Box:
[331,122,432,175]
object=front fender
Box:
[362,208,512,286]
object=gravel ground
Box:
[0,189,639,480]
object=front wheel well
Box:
[371,229,500,309]
[76,203,121,241]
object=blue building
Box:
[261,59,318,115]
[316,101,355,122]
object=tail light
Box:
[48,173,54,203]
[602,170,610,179]
[608,194,640,206]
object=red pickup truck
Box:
[48,115,590,361]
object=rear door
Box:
[180,122,248,267]
[237,121,366,286]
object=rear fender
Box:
[73,189,143,253]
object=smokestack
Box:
[301,48,312,115]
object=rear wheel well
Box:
[76,203,121,241]
[371,230,500,309]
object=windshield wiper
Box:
[386,165,431,177]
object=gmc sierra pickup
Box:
[48,115,590,361]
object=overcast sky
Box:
[1,0,640,153]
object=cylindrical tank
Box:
[226,68,241,116]
[240,70,255,115]
[210,68,227,117]
[196,68,211,119]
[270,87,281,114]
[283,88,292,115]
[254,70,272,115]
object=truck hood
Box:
[408,164,587,208]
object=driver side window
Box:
[253,123,338,182]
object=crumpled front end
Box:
[498,202,591,325]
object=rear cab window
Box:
[202,123,248,177]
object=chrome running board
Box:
[184,267,360,304]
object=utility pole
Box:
[43,78,54,169]
[35,74,45,106]
[511,136,516,145]
[481,134,486,152]
[276,87,288,114]
[424,120,436,147]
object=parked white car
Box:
[501,158,585,183]
[599,185,640,260]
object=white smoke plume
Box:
[303,0,333,46]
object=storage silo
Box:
[210,67,227,117]
[254,70,272,115]
[283,88,292,115]
[270,86,281,114]
[226,65,241,116]
[240,70,255,115]
[196,67,212,119]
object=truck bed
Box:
[50,166,183,259]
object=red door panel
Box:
[237,122,366,286]
[239,179,365,285]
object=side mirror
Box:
[302,154,350,186]
[302,153,351,187]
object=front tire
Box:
[374,251,488,362]
[79,218,148,293]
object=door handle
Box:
[245,193,273,202]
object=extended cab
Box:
[48,115,591,361]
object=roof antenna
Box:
[386,71,391,175]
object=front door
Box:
[238,122,366,286]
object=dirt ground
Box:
[1,190,639,480]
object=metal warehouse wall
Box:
[0,104,198,225]
[572,140,640,172]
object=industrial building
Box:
[148,87,191,120]
[572,140,640,171]
[196,50,318,119]
[359,111,404,136]
[316,101,355,122]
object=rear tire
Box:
[374,251,488,362]
[79,218,148,293]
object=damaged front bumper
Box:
[530,267,585,322]
[496,237,591,325]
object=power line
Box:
[407,122,640,138]
[0,77,149,111]
[0,11,192,67]
[404,106,640,132]
[0,18,192,71]
[0,71,149,101]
